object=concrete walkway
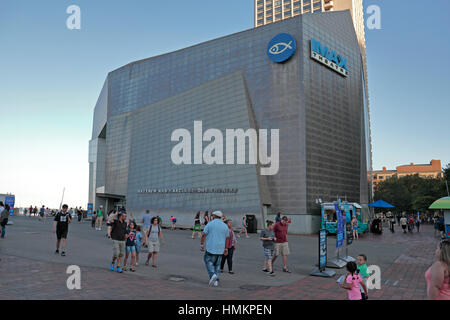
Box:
[0,216,439,299]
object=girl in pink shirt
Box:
[340,261,368,300]
[425,240,450,300]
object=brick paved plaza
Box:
[0,216,440,300]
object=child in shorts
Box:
[123,221,137,272]
[357,254,370,300]
[260,221,276,276]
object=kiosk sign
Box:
[87,203,93,217]
[5,195,15,216]
[319,229,327,270]
[335,203,344,248]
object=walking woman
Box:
[145,217,165,267]
[425,240,450,300]
[192,211,202,239]
[351,216,359,240]
[220,219,237,274]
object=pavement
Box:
[0,216,440,300]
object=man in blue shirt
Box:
[200,211,229,287]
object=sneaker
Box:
[110,263,115,271]
[116,267,123,273]
[55,250,59,255]
[123,266,128,271]
[209,274,218,286]
[213,280,219,287]
[269,271,275,276]
[262,269,269,273]
[61,252,66,256]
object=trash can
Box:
[246,214,257,233]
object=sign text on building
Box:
[310,38,349,77]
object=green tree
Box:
[374,177,411,212]
[412,195,436,213]
[374,174,447,213]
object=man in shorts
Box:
[272,216,291,273]
[53,204,72,256]
[260,220,276,276]
[107,210,128,273]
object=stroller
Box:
[371,218,383,235]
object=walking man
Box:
[53,204,71,256]
[272,216,291,273]
[107,210,128,273]
[200,211,230,287]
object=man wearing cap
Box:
[200,211,230,287]
[272,216,291,273]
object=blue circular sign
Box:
[267,33,297,63]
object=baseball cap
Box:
[212,211,223,218]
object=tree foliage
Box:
[374,167,449,214]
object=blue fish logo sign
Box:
[310,38,349,77]
[267,33,296,63]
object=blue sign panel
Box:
[87,203,93,217]
[5,195,15,216]
[335,203,344,248]
[319,229,327,270]
[267,33,297,63]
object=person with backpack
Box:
[145,217,165,267]
[0,204,10,239]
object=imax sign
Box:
[310,38,349,77]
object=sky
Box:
[0,0,449,208]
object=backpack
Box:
[148,224,161,237]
